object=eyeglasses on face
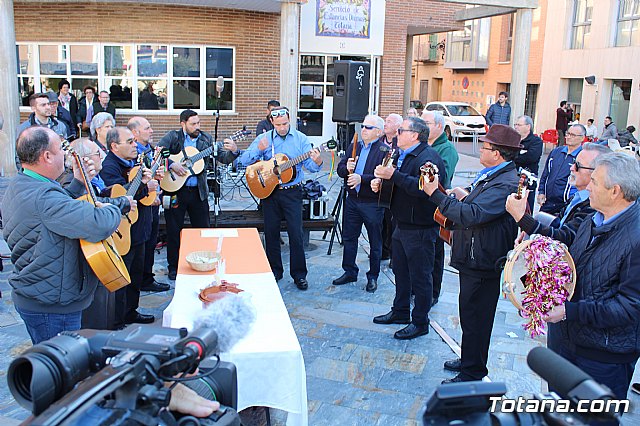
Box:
[362,124,380,130]
[573,161,595,171]
[397,128,417,135]
[566,132,584,138]
[270,108,289,118]
[479,145,497,152]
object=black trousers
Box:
[391,226,437,326]
[262,186,307,280]
[458,272,500,380]
[143,205,160,285]
[164,187,210,273]
[117,242,146,327]
[341,197,384,279]
[432,238,445,300]
[381,208,393,259]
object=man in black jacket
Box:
[333,115,387,293]
[93,91,117,118]
[371,117,446,340]
[541,153,640,400]
[422,124,521,383]
[256,100,280,135]
[100,127,156,327]
[513,115,543,211]
[158,110,239,280]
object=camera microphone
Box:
[193,294,256,353]
[527,347,618,419]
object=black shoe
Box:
[444,358,462,372]
[365,278,377,293]
[388,259,393,269]
[125,312,155,324]
[441,374,475,384]
[294,278,308,290]
[168,270,177,281]
[141,280,171,292]
[274,273,283,282]
[631,383,640,395]
[431,297,439,307]
[381,254,391,261]
[394,323,429,340]
[373,311,410,325]
[332,273,357,286]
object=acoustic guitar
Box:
[110,147,168,255]
[376,146,397,209]
[160,129,251,193]
[131,147,170,206]
[62,141,131,292]
[419,162,469,245]
[245,140,337,199]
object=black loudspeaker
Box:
[332,61,370,123]
[584,75,596,85]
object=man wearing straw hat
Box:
[421,124,521,383]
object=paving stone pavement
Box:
[1,145,639,425]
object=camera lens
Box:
[8,334,93,415]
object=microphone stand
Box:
[212,86,222,227]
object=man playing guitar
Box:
[158,110,239,281]
[3,127,122,343]
[333,114,387,293]
[238,106,322,290]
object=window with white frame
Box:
[616,0,640,47]
[571,0,593,49]
[16,42,235,112]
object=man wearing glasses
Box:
[537,123,584,215]
[239,107,323,290]
[332,115,387,293]
[371,117,446,340]
[100,127,159,327]
[421,124,520,382]
[513,115,543,212]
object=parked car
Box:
[424,101,487,140]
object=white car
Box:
[424,101,487,140]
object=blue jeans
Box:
[16,307,82,344]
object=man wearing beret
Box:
[422,124,521,382]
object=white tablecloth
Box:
[163,272,308,426]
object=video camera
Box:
[421,347,624,426]
[8,325,240,426]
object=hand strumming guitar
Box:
[170,162,188,177]
[309,148,322,166]
[421,172,439,196]
[374,164,395,180]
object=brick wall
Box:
[14,2,280,148]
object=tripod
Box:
[324,122,353,255]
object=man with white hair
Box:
[542,152,640,401]
[422,110,459,306]
[382,113,402,148]
[332,115,387,293]
[513,115,543,211]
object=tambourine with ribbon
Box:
[501,235,576,337]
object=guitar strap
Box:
[271,137,283,184]
[181,146,196,176]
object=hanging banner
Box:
[316,0,371,39]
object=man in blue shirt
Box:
[239,106,323,290]
[333,115,387,293]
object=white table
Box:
[163,228,308,426]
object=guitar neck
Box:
[191,145,214,163]
[127,158,162,197]
[73,152,99,204]
[280,151,313,172]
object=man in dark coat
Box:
[422,124,521,382]
[372,117,446,340]
[542,153,640,401]
[93,90,117,118]
[555,100,573,147]
[333,114,387,293]
[513,115,543,211]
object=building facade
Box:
[537,0,640,136]
[8,0,463,150]
[410,1,547,126]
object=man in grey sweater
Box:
[3,127,122,343]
